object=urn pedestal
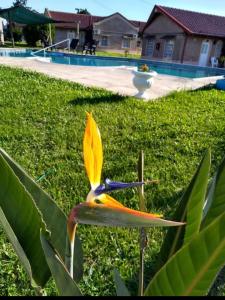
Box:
[132,70,157,99]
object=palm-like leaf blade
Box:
[145,211,225,296]
[0,153,50,287]
[0,148,83,282]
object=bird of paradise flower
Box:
[67,113,184,278]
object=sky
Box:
[1,0,225,22]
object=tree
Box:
[22,23,55,47]
[13,0,27,6]
[39,23,56,47]
[22,25,40,46]
[5,23,22,42]
[75,8,91,15]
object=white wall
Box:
[0,18,4,44]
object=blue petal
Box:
[94,178,144,196]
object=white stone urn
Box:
[132,69,157,99]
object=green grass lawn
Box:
[0,41,42,49]
[0,65,225,296]
[95,51,141,59]
[0,43,141,59]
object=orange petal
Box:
[97,194,162,218]
[113,204,163,219]
[83,112,103,189]
[97,193,125,208]
[100,194,163,218]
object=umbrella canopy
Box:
[0,5,62,25]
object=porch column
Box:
[77,21,80,39]
[8,11,15,48]
[48,23,52,46]
[181,34,188,64]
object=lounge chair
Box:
[82,42,91,55]
[91,40,98,55]
[82,40,98,55]
[70,39,79,51]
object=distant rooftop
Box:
[47,10,146,33]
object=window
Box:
[146,39,155,57]
[122,38,131,49]
[67,31,75,40]
[163,40,174,58]
[101,36,108,47]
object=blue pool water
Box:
[1,48,225,79]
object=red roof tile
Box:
[130,20,146,33]
[145,5,225,38]
[47,10,103,29]
[47,10,145,33]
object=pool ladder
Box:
[31,38,71,58]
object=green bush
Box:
[22,24,55,47]
[22,25,40,46]
[4,24,23,42]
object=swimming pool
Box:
[1,48,225,79]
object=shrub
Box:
[22,25,40,46]
[4,24,23,42]
[22,24,55,47]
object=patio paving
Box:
[0,56,222,100]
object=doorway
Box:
[199,40,211,66]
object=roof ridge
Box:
[142,4,225,38]
[159,5,225,20]
[48,9,144,25]
[130,19,146,23]
[156,5,192,33]
[48,9,104,18]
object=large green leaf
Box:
[201,154,225,229]
[155,150,210,270]
[0,148,83,283]
[145,211,225,296]
[202,176,216,220]
[0,207,33,284]
[40,232,82,296]
[183,150,211,245]
[71,203,184,227]
[0,153,50,287]
[113,268,130,296]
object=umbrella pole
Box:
[8,12,15,48]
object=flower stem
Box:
[65,223,77,279]
[70,224,78,279]
[138,151,147,296]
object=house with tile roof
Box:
[45,9,145,54]
[142,5,225,66]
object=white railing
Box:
[31,38,71,57]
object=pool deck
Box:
[0,56,222,100]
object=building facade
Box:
[92,13,144,53]
[45,9,145,53]
[142,5,225,66]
